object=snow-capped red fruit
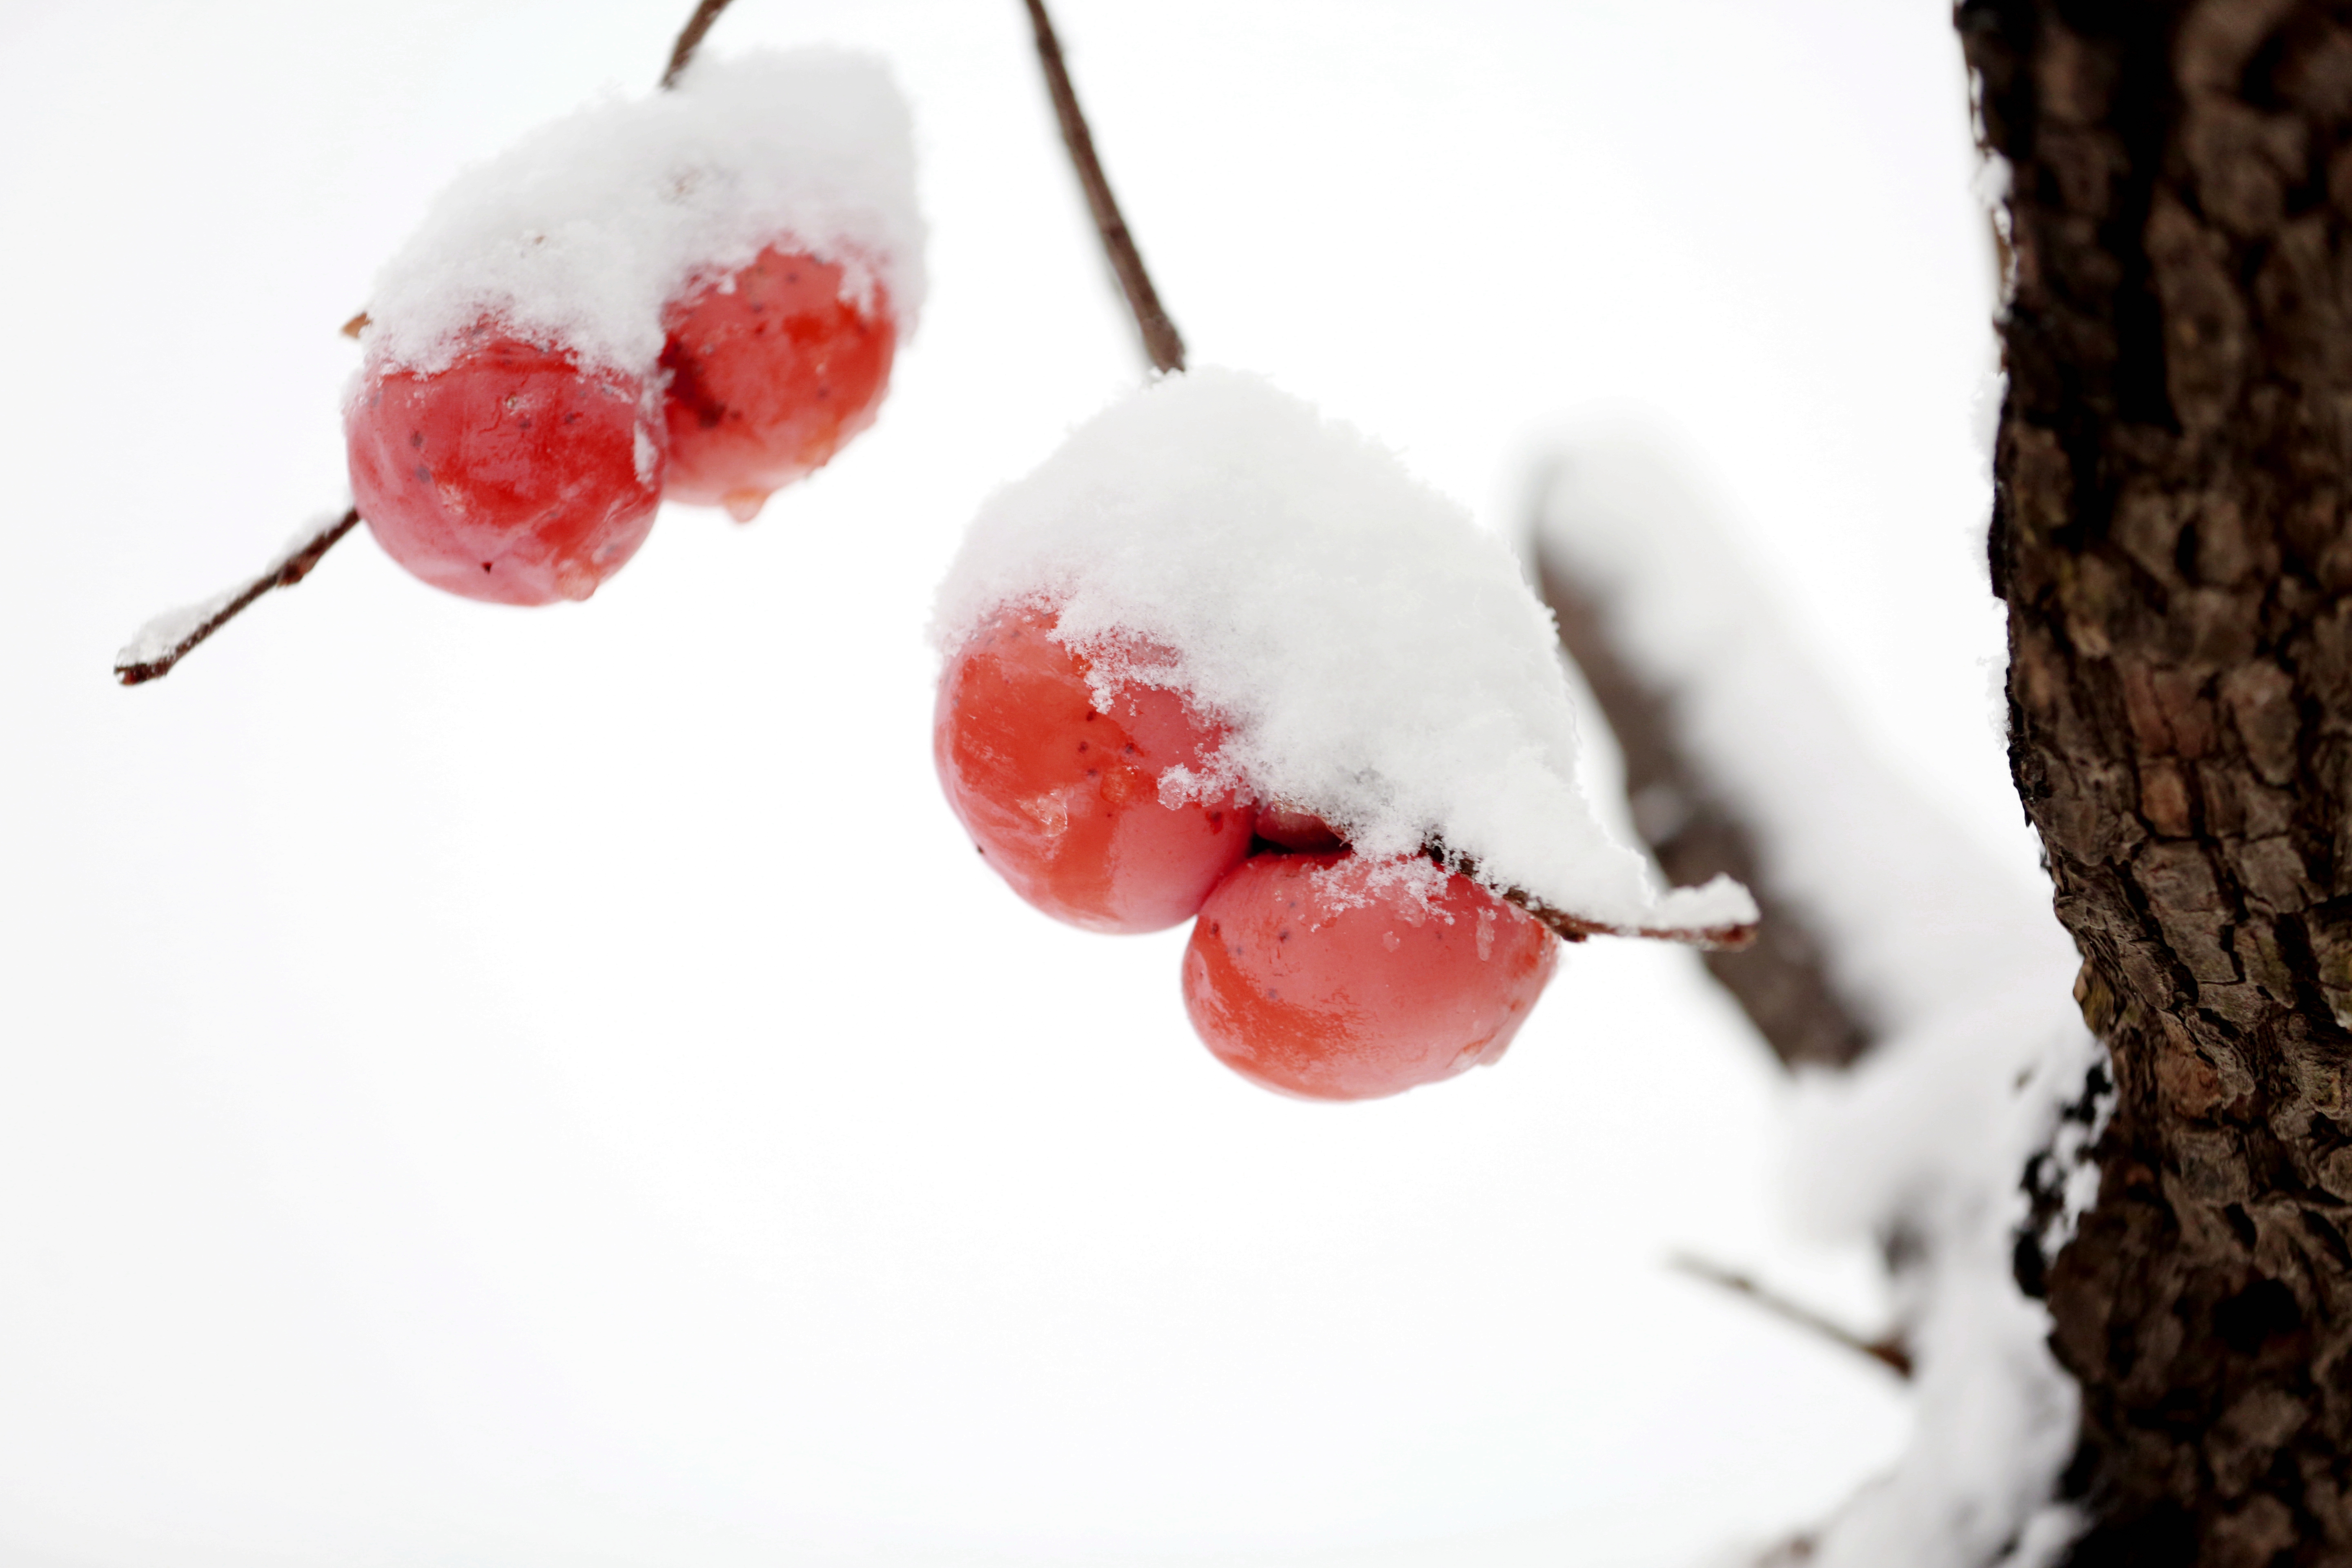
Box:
[1254,803,1343,852]
[347,328,664,606]
[935,606,1253,934]
[660,246,896,521]
[1183,852,1558,1101]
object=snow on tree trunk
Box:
[1966,0,2352,1558]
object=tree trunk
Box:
[1964,0,2352,1560]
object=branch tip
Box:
[114,509,363,687]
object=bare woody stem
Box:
[1021,0,1187,375]
[118,1,740,688]
[661,0,736,89]
[1667,1253,1913,1379]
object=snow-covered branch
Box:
[113,509,359,687]
[1531,469,1872,1067]
[1530,436,2098,1568]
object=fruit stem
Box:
[114,509,361,687]
[660,0,735,90]
[1020,0,1188,375]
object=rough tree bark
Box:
[1964,1,2352,1560]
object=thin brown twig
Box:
[1021,0,1187,375]
[661,0,736,89]
[114,510,361,687]
[1667,1252,1912,1379]
[1501,884,1756,951]
[1424,843,1755,951]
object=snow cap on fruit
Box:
[360,49,926,380]
[931,368,1756,939]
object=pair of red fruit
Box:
[345,247,895,605]
[935,606,1559,1101]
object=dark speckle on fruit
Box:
[408,430,425,449]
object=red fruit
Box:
[347,328,664,606]
[660,245,897,522]
[1183,852,1559,1101]
[935,606,1254,933]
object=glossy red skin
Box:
[1183,852,1559,1101]
[660,246,896,520]
[935,607,1253,934]
[347,331,663,606]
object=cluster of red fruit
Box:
[345,247,895,606]
[935,605,1559,1101]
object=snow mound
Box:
[360,49,925,379]
[931,369,1755,938]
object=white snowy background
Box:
[0,1,2056,1564]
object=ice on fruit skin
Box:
[931,368,1755,938]
[356,49,925,383]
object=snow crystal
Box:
[1535,437,2099,1568]
[360,49,925,379]
[930,370,1756,938]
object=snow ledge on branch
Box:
[931,369,1754,939]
